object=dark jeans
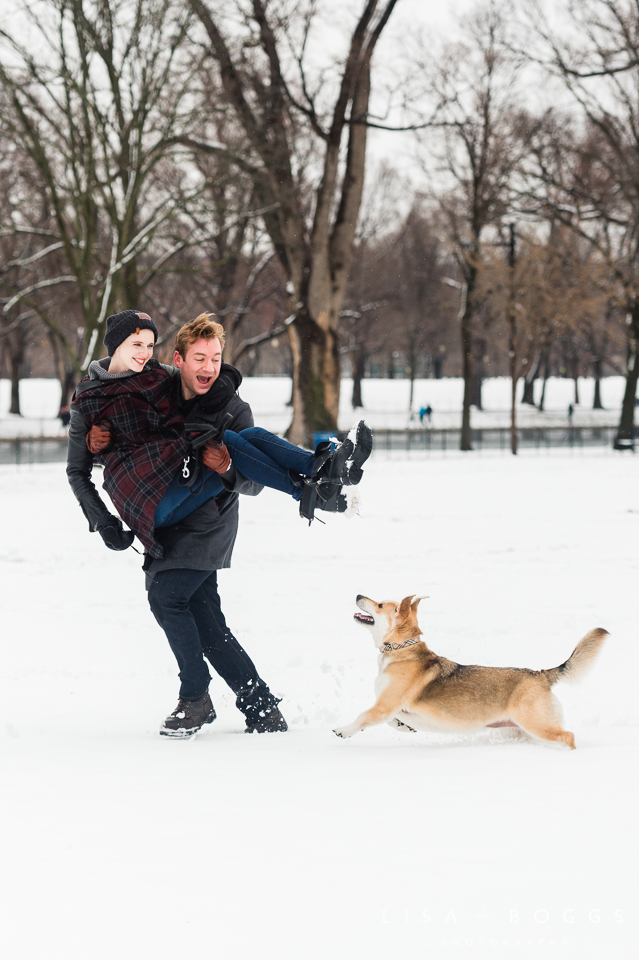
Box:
[155,427,315,528]
[147,567,279,719]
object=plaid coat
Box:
[72,361,187,557]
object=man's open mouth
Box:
[196,376,212,385]
[354,612,374,625]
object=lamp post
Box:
[442,277,470,448]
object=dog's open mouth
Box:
[354,612,374,625]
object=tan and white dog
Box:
[333,594,608,749]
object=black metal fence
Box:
[372,425,620,455]
[0,438,69,466]
[0,425,626,467]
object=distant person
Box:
[568,403,574,424]
[58,404,71,428]
[419,404,432,426]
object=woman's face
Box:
[111,329,156,373]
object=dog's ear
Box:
[397,595,414,619]
[411,595,429,612]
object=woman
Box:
[68,310,372,557]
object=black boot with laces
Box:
[160,691,216,738]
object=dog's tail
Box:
[543,628,608,686]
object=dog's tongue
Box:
[354,612,374,624]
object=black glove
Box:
[96,516,134,551]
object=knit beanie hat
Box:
[104,310,159,356]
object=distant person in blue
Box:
[419,404,433,426]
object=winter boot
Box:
[315,480,348,514]
[312,436,353,485]
[299,478,347,521]
[160,691,216,738]
[311,421,373,486]
[343,421,373,485]
[245,705,288,734]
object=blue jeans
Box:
[146,568,279,717]
[155,427,315,527]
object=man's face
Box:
[174,337,222,400]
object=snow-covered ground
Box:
[0,375,630,437]
[1,452,637,959]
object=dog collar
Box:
[381,638,421,653]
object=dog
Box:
[333,594,608,749]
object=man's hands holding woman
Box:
[88,418,231,473]
[201,439,231,474]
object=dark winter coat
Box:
[66,361,262,569]
[71,360,188,556]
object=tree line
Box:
[0,0,637,450]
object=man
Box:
[67,310,287,738]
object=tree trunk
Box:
[592,358,603,409]
[407,349,418,411]
[509,324,518,456]
[352,351,365,408]
[471,371,483,409]
[461,316,473,450]
[61,370,78,408]
[471,337,485,409]
[459,275,474,451]
[614,306,639,449]
[49,330,78,409]
[7,337,25,416]
[521,352,541,405]
[286,308,339,445]
[538,348,550,411]
[573,376,580,405]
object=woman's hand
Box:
[96,516,134,551]
[86,419,114,454]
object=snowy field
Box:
[0,375,629,437]
[1,452,637,960]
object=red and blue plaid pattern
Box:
[73,363,187,557]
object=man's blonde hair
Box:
[174,313,226,358]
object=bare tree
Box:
[480,222,611,447]
[522,0,639,447]
[187,0,400,444]
[417,1,536,449]
[0,0,215,367]
[340,165,403,408]
[386,205,450,411]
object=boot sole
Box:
[159,711,216,738]
[344,422,373,485]
[159,726,199,739]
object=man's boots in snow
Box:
[160,691,216,738]
[245,705,288,734]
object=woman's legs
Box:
[154,471,224,527]
[155,422,365,528]
[234,427,315,476]
[155,427,310,529]
[223,428,311,500]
